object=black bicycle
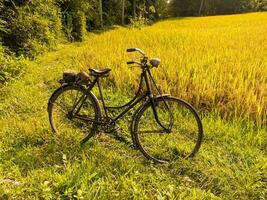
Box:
[47,48,203,163]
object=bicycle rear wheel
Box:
[133,96,203,163]
[48,84,100,143]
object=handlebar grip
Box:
[127,61,135,64]
[126,48,137,52]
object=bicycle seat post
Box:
[96,78,109,118]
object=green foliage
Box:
[0,45,24,84]
[0,0,62,56]
[102,0,122,25]
[72,12,87,41]
[169,0,267,16]
[0,18,9,37]
[60,0,95,41]
[262,0,267,10]
[170,0,201,16]
[212,0,250,14]
[154,0,170,18]
[62,13,74,41]
[129,16,149,28]
[0,1,8,37]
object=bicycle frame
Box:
[72,66,173,131]
[93,67,152,122]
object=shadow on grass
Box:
[1,126,144,176]
[1,132,93,175]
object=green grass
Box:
[0,13,267,199]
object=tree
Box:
[133,0,136,18]
[0,1,8,36]
[199,0,205,15]
[153,0,169,19]
[99,0,103,27]
[121,0,125,25]
[0,0,61,55]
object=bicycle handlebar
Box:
[126,48,145,56]
[127,61,135,64]
[126,48,147,67]
[126,48,137,52]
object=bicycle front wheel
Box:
[133,96,203,163]
[48,84,100,143]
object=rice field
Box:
[69,12,267,126]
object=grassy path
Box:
[0,20,267,199]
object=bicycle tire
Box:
[133,96,203,163]
[48,84,101,144]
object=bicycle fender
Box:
[47,85,73,112]
[154,94,171,99]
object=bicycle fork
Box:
[144,68,174,133]
[150,96,174,133]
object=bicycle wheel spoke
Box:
[62,90,67,107]
[72,91,85,111]
[48,85,100,143]
[53,102,68,114]
[171,125,197,142]
[134,97,203,163]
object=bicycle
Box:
[47,48,203,163]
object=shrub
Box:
[60,0,90,41]
[0,45,24,85]
[0,0,62,56]
[129,16,149,28]
[72,11,87,41]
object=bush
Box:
[60,0,90,41]
[0,0,62,57]
[129,16,149,28]
[0,45,24,85]
[72,11,87,41]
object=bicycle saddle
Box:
[89,68,111,77]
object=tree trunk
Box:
[199,0,205,15]
[121,0,125,25]
[133,0,136,18]
[99,0,103,27]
